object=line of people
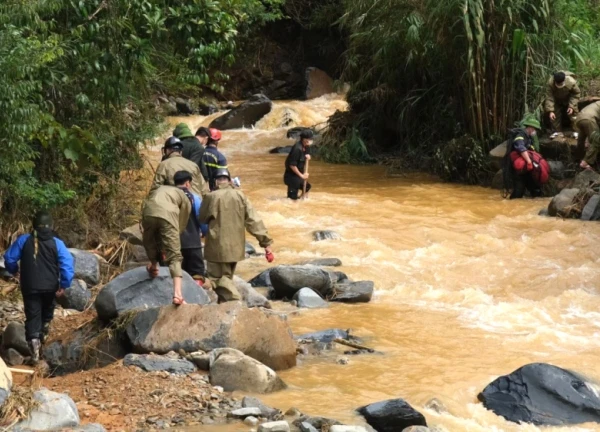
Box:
[142,124,274,305]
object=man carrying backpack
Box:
[504,118,549,199]
[3,212,74,363]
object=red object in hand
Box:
[526,162,534,171]
[266,251,275,263]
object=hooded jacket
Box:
[3,228,74,295]
[143,185,191,233]
[173,123,209,180]
[150,152,209,197]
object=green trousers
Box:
[584,133,600,166]
[206,262,241,302]
[142,216,183,278]
[576,119,599,161]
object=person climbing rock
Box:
[284,129,313,200]
[504,118,549,199]
[142,171,193,305]
[199,168,274,302]
[150,136,209,197]
[173,123,209,181]
[581,131,600,170]
[3,212,74,363]
[202,128,228,191]
[545,71,580,133]
[575,101,600,161]
[179,173,209,287]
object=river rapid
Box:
[168,94,600,432]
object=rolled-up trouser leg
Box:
[142,216,161,263]
[158,218,183,278]
[207,262,240,302]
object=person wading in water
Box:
[284,130,313,200]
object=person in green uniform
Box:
[545,71,580,133]
[142,171,193,305]
[581,131,600,170]
[150,137,209,197]
[199,169,274,302]
[173,123,209,181]
[574,101,600,161]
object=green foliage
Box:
[0,0,283,228]
[320,0,600,177]
[433,136,489,185]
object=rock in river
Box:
[478,362,600,425]
[249,268,273,287]
[293,288,328,309]
[209,94,272,130]
[298,258,342,267]
[547,188,579,218]
[126,302,296,370]
[234,276,271,308]
[330,281,374,303]
[313,230,341,241]
[357,398,427,432]
[270,265,335,299]
[95,266,211,321]
[295,329,351,343]
[572,169,600,190]
[209,348,286,393]
[582,194,600,221]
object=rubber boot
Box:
[28,338,41,364]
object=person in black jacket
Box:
[3,212,75,362]
[284,130,313,200]
[173,123,209,181]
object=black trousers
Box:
[510,174,542,199]
[23,293,56,341]
[182,247,206,278]
[285,173,312,200]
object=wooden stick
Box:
[333,338,374,353]
[8,368,34,375]
[301,159,310,200]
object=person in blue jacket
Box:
[3,211,74,363]
[175,171,209,287]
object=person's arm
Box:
[243,195,273,248]
[149,165,167,195]
[55,239,75,289]
[569,80,581,113]
[290,165,308,180]
[3,234,30,275]
[544,78,555,114]
[198,194,213,224]
[191,166,209,197]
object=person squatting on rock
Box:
[173,122,209,181]
[284,129,313,200]
[504,118,550,199]
[575,101,600,162]
[199,168,274,302]
[179,174,210,287]
[201,128,228,191]
[151,136,209,197]
[3,212,74,363]
[142,171,194,305]
[581,131,600,170]
[545,71,580,133]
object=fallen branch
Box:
[7,368,34,375]
[333,338,374,353]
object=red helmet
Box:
[209,128,222,141]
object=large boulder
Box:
[126,302,297,370]
[175,98,194,115]
[209,348,286,393]
[305,68,334,99]
[582,194,600,221]
[548,161,567,180]
[2,322,29,356]
[14,389,80,431]
[572,169,600,190]
[0,357,12,405]
[547,188,579,218]
[234,276,271,309]
[120,224,143,246]
[478,363,600,425]
[57,279,91,312]
[270,266,335,299]
[357,399,427,432]
[209,94,272,130]
[298,258,342,267]
[249,269,273,287]
[330,281,374,303]
[69,249,100,286]
[293,288,328,309]
[124,353,196,374]
[95,267,211,321]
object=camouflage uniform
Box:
[545,72,580,131]
[199,183,273,301]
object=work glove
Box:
[266,251,275,263]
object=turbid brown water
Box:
[169,94,600,432]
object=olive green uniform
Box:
[575,101,600,160]
[142,186,191,278]
[199,183,273,301]
[150,153,209,197]
[584,131,600,167]
[544,73,580,131]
